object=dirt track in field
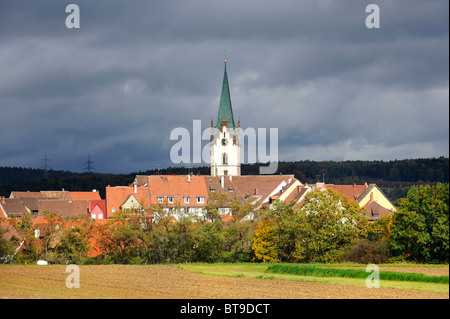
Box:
[0,265,448,299]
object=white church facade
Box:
[210,60,241,177]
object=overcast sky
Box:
[0,0,448,174]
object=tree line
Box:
[1,183,448,265]
[1,157,448,201]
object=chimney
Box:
[1,196,5,204]
[315,182,325,190]
[365,182,368,188]
[353,184,356,189]
[221,175,224,188]
[134,183,137,194]
[187,174,191,183]
[370,192,374,201]
[229,175,232,181]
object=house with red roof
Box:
[105,185,151,219]
[6,190,106,220]
[279,181,395,221]
[105,174,302,221]
[0,197,28,218]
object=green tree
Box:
[0,225,15,263]
[9,212,41,263]
[264,200,300,262]
[39,212,64,262]
[57,225,90,264]
[193,221,225,262]
[98,211,144,264]
[389,183,449,263]
[296,189,368,263]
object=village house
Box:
[105,184,151,219]
[5,190,106,220]
[275,181,395,221]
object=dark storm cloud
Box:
[0,0,448,173]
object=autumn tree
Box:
[296,189,368,263]
[98,210,145,264]
[251,200,299,262]
[251,219,278,262]
[9,212,41,263]
[0,225,15,263]
[57,224,90,264]
[39,212,64,262]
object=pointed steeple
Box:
[216,60,235,131]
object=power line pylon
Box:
[41,154,51,179]
[83,155,96,173]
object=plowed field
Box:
[0,265,448,299]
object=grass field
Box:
[178,263,450,294]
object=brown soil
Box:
[0,265,448,299]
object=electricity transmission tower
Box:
[41,154,51,179]
[83,155,96,173]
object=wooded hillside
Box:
[1,157,448,201]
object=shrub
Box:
[342,239,390,264]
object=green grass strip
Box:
[265,264,449,284]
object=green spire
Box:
[216,60,235,131]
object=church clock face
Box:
[221,138,228,146]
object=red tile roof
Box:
[326,184,367,202]
[205,175,295,203]
[70,191,102,201]
[10,191,43,198]
[364,201,393,221]
[147,175,208,197]
[0,198,27,218]
[38,199,89,218]
[105,186,151,218]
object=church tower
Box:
[210,60,241,177]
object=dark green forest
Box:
[1,157,448,202]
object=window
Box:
[168,197,174,204]
[197,197,205,204]
[224,170,228,176]
[184,197,189,204]
[222,153,228,164]
[158,197,163,204]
